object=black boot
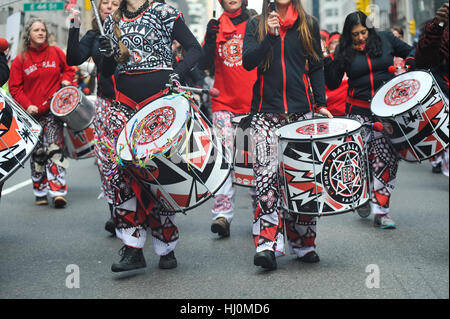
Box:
[159,251,177,269]
[254,250,277,270]
[111,245,147,272]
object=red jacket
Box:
[9,43,75,116]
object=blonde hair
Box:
[257,0,319,71]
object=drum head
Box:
[50,86,81,116]
[371,71,433,117]
[117,94,191,162]
[276,117,361,141]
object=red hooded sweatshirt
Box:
[9,43,75,116]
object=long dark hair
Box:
[334,11,382,69]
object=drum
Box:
[0,89,42,183]
[50,86,95,131]
[277,117,370,216]
[63,123,96,159]
[371,70,449,162]
[231,115,255,187]
[115,93,232,212]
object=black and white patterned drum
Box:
[231,115,255,187]
[0,89,42,183]
[276,117,370,216]
[116,94,231,212]
[371,70,449,162]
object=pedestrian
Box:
[66,0,121,235]
[99,0,202,272]
[415,3,449,177]
[9,18,75,208]
[243,0,332,270]
[0,38,10,201]
[324,11,414,228]
[199,0,257,238]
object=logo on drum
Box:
[322,142,364,203]
[52,87,80,114]
[136,106,176,145]
[384,79,420,106]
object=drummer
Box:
[199,0,257,238]
[98,0,202,272]
[9,18,75,209]
[66,0,121,235]
[323,11,414,228]
[243,0,332,270]
[415,3,449,176]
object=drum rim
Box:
[50,85,83,117]
[370,69,438,118]
[276,116,363,141]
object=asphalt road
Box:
[0,156,448,299]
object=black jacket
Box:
[67,28,115,100]
[243,16,326,114]
[324,31,413,115]
[0,53,9,87]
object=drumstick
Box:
[165,83,220,97]
[90,0,105,36]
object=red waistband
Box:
[346,97,371,108]
[116,89,169,110]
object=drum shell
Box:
[51,87,95,131]
[0,90,42,183]
[231,115,255,187]
[63,123,96,159]
[278,123,369,216]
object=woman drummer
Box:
[243,0,332,270]
[98,0,202,272]
[9,18,75,209]
[66,0,121,235]
[323,11,413,228]
[199,0,257,238]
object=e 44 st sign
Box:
[23,2,65,11]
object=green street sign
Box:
[23,2,65,11]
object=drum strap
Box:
[116,89,169,111]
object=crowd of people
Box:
[0,0,448,274]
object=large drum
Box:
[115,93,232,212]
[0,89,42,183]
[231,114,255,187]
[371,70,449,162]
[50,86,95,132]
[277,117,370,216]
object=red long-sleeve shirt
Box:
[9,43,75,116]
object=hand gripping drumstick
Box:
[269,0,279,36]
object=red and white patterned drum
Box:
[63,123,96,159]
[371,71,449,162]
[50,86,95,131]
[231,115,255,187]
[276,117,370,216]
[116,94,231,212]
[0,89,42,183]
